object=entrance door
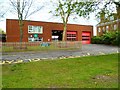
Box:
[82,32,91,44]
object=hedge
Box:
[91,31,120,46]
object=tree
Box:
[9,0,43,42]
[95,0,120,29]
[0,2,7,21]
[50,0,95,41]
[114,1,120,18]
[112,1,120,29]
[105,1,120,19]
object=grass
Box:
[2,53,118,88]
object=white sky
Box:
[0,0,102,36]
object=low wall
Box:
[1,41,82,52]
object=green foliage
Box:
[53,1,95,19]
[111,31,120,46]
[91,36,103,44]
[75,2,95,18]
[102,32,116,45]
[50,0,95,41]
[91,31,119,46]
[94,1,120,22]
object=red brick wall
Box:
[6,19,93,42]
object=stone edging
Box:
[1,52,119,65]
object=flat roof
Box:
[6,19,93,27]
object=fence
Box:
[1,41,82,52]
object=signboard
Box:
[34,34,38,38]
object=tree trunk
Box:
[19,20,23,42]
[18,20,24,49]
[62,24,67,41]
[18,13,23,42]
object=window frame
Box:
[106,26,109,32]
[114,24,117,30]
[98,28,101,32]
[28,25,43,34]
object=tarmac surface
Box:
[1,44,118,63]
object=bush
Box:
[91,31,119,46]
[111,31,120,46]
[102,32,116,45]
[91,36,99,44]
[91,36,103,44]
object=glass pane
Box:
[28,25,43,33]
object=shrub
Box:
[102,32,116,45]
[91,31,119,46]
[111,31,120,46]
[91,36,103,44]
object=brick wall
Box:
[6,19,93,42]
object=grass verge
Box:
[2,53,118,88]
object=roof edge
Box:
[6,19,93,27]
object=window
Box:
[28,25,43,34]
[110,16,114,21]
[111,24,113,30]
[28,37,43,42]
[102,27,105,33]
[98,28,101,32]
[106,26,109,32]
[28,34,43,42]
[114,24,117,30]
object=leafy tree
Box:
[95,0,120,29]
[9,0,43,42]
[111,1,120,29]
[50,0,95,41]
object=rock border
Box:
[1,52,119,65]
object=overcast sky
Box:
[0,0,107,36]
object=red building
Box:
[6,19,93,44]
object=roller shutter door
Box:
[82,32,91,44]
[67,31,77,41]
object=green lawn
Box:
[2,53,118,88]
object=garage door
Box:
[82,32,91,44]
[67,31,77,41]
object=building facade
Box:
[6,19,93,44]
[96,13,120,36]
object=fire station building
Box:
[6,19,93,44]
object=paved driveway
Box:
[2,44,118,62]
